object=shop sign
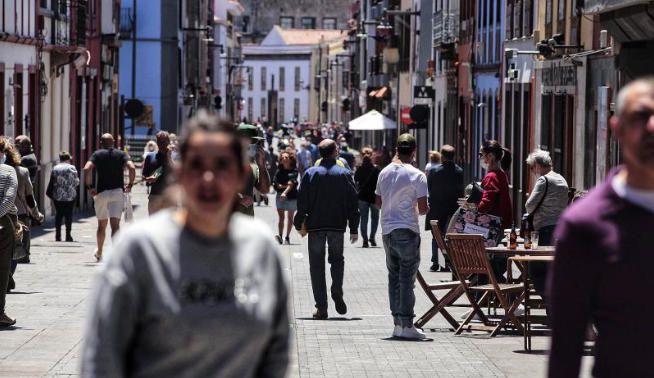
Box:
[541,60,577,93]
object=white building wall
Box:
[242,57,311,123]
[0,43,38,140]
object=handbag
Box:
[525,176,549,229]
[7,215,26,242]
[467,181,484,204]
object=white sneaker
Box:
[513,305,525,317]
[400,326,427,340]
[392,325,402,337]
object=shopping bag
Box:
[124,193,134,222]
[447,207,502,247]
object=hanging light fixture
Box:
[376,10,393,31]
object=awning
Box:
[348,110,397,131]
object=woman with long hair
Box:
[476,140,513,281]
[354,147,380,248]
[81,111,289,376]
[4,143,43,291]
[273,151,299,244]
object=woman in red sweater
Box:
[477,140,513,282]
[478,140,513,229]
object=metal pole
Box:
[130,0,137,136]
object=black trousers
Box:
[0,216,15,314]
[54,201,74,237]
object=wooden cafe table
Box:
[485,245,555,351]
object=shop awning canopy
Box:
[348,110,397,131]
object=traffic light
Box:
[214,95,223,110]
[341,98,351,111]
[321,101,328,112]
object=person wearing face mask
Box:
[474,140,513,283]
[0,137,18,327]
[81,111,289,377]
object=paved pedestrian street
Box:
[0,186,593,377]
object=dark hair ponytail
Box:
[481,140,512,171]
[500,147,512,171]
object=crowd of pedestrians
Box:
[0,78,652,377]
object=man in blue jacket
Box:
[426,145,463,271]
[295,139,360,319]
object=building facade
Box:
[239,0,353,43]
[241,27,344,126]
[119,0,180,136]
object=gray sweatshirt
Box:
[525,171,569,230]
[81,211,289,378]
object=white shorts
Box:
[94,189,124,220]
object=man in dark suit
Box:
[426,145,463,272]
[548,77,654,377]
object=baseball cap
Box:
[397,133,416,149]
[238,123,264,142]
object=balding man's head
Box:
[101,134,115,149]
[611,77,654,170]
[318,139,337,159]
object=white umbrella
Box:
[348,110,397,131]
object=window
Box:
[322,18,337,30]
[557,0,566,34]
[523,0,533,37]
[294,99,300,118]
[545,0,553,37]
[279,98,285,122]
[261,67,267,90]
[294,67,301,91]
[261,98,267,118]
[248,69,253,90]
[247,98,253,123]
[301,17,316,29]
[513,0,522,38]
[506,1,513,39]
[279,67,285,91]
[558,0,566,21]
[280,17,294,29]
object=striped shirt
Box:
[0,164,18,218]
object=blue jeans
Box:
[382,229,421,327]
[308,231,345,311]
[358,200,379,242]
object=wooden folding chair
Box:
[414,220,466,330]
[446,233,525,337]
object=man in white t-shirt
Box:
[375,133,429,340]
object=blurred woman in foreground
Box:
[81,111,289,377]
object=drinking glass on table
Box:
[531,231,539,248]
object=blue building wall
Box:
[471,0,504,177]
[119,0,168,136]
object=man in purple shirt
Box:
[548,78,654,377]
